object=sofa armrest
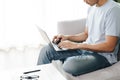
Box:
[57,18,86,35]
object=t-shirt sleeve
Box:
[105,6,120,37]
[86,7,91,28]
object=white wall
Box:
[0,0,89,48]
[42,0,89,38]
[0,0,89,70]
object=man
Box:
[37,0,120,76]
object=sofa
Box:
[53,18,120,80]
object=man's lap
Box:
[37,45,111,76]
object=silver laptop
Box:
[36,25,68,51]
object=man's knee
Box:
[37,45,55,65]
[62,55,97,76]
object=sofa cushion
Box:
[106,76,120,80]
[57,18,86,35]
[70,61,120,80]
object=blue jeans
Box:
[37,44,111,76]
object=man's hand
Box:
[52,34,69,44]
[58,40,78,49]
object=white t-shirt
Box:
[85,0,120,64]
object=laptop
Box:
[36,25,68,51]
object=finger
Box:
[56,35,61,40]
[57,42,62,47]
[58,42,65,48]
[52,36,57,43]
[55,36,62,43]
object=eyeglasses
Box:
[20,75,39,80]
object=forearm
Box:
[76,36,118,52]
[58,36,118,52]
[77,42,115,52]
[67,32,88,42]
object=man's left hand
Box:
[58,40,78,49]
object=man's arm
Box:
[58,27,118,52]
[78,36,118,52]
[52,27,88,43]
[67,27,88,42]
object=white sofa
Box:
[54,18,120,80]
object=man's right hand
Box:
[52,34,68,44]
